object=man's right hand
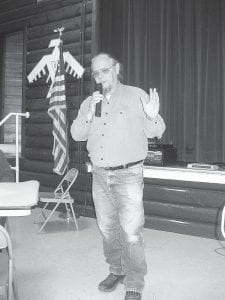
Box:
[87,91,104,121]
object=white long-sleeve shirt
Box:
[70,83,166,167]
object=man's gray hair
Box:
[91,53,118,66]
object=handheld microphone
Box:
[95,83,103,117]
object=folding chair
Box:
[35,168,79,233]
[0,225,19,300]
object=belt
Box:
[104,160,143,171]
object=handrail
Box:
[0,112,30,182]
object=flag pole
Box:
[54,27,71,220]
[48,26,69,176]
[54,26,69,174]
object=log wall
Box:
[0,0,97,216]
[2,31,23,145]
[24,0,95,214]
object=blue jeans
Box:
[92,163,147,293]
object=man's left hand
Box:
[140,88,160,119]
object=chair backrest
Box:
[54,168,79,198]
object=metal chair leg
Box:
[70,203,79,231]
[38,202,60,233]
[34,202,49,224]
[12,265,19,300]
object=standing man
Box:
[70,53,166,300]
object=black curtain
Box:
[99,0,225,164]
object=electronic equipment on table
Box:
[144,139,177,166]
[187,163,219,171]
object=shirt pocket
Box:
[111,104,137,126]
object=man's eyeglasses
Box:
[92,64,115,79]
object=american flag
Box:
[48,40,69,175]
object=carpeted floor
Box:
[6,208,225,300]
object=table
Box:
[144,165,225,184]
[0,180,39,217]
[143,165,225,239]
[0,209,32,216]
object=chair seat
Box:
[39,192,74,204]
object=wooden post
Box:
[91,0,101,57]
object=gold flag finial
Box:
[54,27,64,38]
